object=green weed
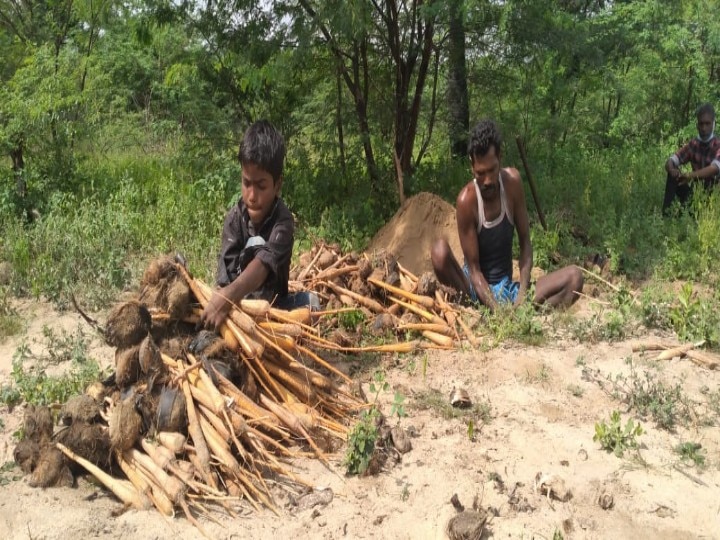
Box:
[674,442,706,468]
[0,327,104,407]
[669,283,720,347]
[344,407,381,475]
[483,302,544,346]
[593,411,643,457]
[412,388,493,423]
[583,359,691,431]
[0,462,21,486]
[525,363,551,384]
[0,286,22,340]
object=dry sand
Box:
[1,193,719,539]
[1,301,719,540]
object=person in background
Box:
[663,102,720,215]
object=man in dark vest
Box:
[431,119,583,311]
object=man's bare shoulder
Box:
[456,180,477,207]
[501,167,522,186]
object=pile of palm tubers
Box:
[14,246,477,529]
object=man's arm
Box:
[505,168,532,306]
[679,146,720,183]
[456,185,498,310]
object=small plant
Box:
[0,461,21,487]
[593,411,643,457]
[0,286,23,341]
[669,283,720,347]
[0,327,104,407]
[400,482,410,501]
[344,407,380,475]
[412,388,493,424]
[567,384,585,397]
[525,362,551,384]
[675,442,706,468]
[390,391,406,419]
[484,302,544,346]
[338,308,366,331]
[583,360,692,431]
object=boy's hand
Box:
[199,290,232,332]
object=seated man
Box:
[663,102,720,215]
[431,119,583,311]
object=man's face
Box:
[697,112,715,140]
[471,145,501,201]
[241,161,281,226]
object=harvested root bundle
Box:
[138,335,167,387]
[29,446,74,488]
[105,300,151,348]
[14,438,41,474]
[23,404,53,443]
[55,422,111,469]
[59,395,101,426]
[115,344,141,388]
[108,397,142,451]
[156,387,188,434]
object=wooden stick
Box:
[311,263,358,283]
[656,343,696,360]
[398,322,454,336]
[422,330,455,347]
[297,246,325,281]
[631,341,675,353]
[397,262,419,282]
[367,277,436,309]
[515,135,547,230]
[389,296,447,326]
[685,349,719,370]
[323,281,386,313]
[56,443,144,509]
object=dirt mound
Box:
[366,192,461,276]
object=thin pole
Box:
[515,136,547,230]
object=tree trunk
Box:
[336,64,346,173]
[10,140,26,199]
[446,0,469,158]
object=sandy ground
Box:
[1,300,719,540]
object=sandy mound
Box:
[366,192,461,276]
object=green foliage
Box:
[0,461,21,486]
[483,301,544,346]
[593,411,643,457]
[674,442,706,468]
[390,391,406,420]
[0,286,22,340]
[338,309,367,332]
[412,388,493,423]
[0,327,104,407]
[344,407,380,476]
[669,283,720,347]
[584,359,692,431]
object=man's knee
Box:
[567,265,584,293]
[430,238,451,271]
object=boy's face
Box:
[697,112,715,140]
[470,145,501,202]
[241,161,282,226]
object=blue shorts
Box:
[462,264,519,304]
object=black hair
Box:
[696,102,715,120]
[238,120,285,182]
[468,119,502,161]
